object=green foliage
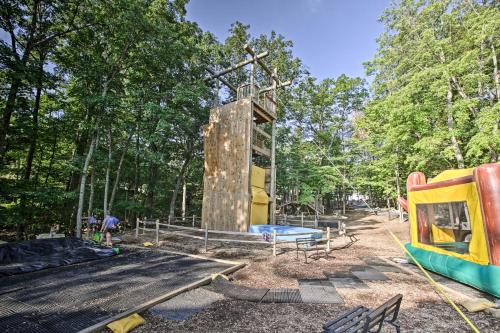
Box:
[356,0,499,201]
[1,0,497,239]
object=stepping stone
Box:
[324,271,369,289]
[371,265,404,273]
[261,288,302,303]
[323,271,355,279]
[360,256,405,273]
[350,265,371,271]
[351,268,388,281]
[149,288,224,321]
[298,279,344,304]
[360,256,392,266]
[212,276,269,301]
[299,278,333,286]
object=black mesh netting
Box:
[0,249,231,333]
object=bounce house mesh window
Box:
[416,201,471,255]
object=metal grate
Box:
[260,288,303,303]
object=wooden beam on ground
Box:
[205,68,237,92]
[206,51,268,81]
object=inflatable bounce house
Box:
[399,163,500,297]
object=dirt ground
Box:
[120,210,499,332]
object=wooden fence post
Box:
[314,215,318,228]
[272,230,277,256]
[204,225,208,252]
[142,218,146,235]
[192,215,195,228]
[327,227,331,252]
[168,215,171,225]
[339,222,346,236]
[284,214,287,225]
[301,212,304,227]
[155,219,159,244]
[135,218,139,238]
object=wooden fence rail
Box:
[135,218,345,257]
[276,213,345,231]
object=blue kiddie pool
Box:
[249,224,323,242]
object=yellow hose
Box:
[388,230,480,333]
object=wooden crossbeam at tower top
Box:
[206,44,291,95]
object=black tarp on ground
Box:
[0,237,115,276]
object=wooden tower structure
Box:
[202,45,290,232]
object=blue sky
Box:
[186,0,391,81]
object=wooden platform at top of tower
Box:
[202,45,291,232]
[206,45,290,123]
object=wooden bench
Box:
[347,233,359,243]
[323,294,403,333]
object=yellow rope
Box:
[387,230,480,333]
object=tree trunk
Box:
[182,181,187,221]
[439,49,465,168]
[0,78,22,163]
[0,1,39,163]
[65,108,92,191]
[24,59,44,180]
[88,166,96,217]
[341,181,346,215]
[387,198,391,221]
[132,126,140,222]
[87,135,99,216]
[168,152,192,218]
[491,40,499,162]
[368,186,372,207]
[395,165,403,223]
[76,131,97,238]
[108,132,133,214]
[492,40,500,102]
[450,76,478,117]
[446,79,465,168]
[17,60,44,240]
[103,126,112,215]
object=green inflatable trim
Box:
[405,243,500,298]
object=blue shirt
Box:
[103,216,119,229]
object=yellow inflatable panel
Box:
[252,187,268,204]
[252,165,266,189]
[409,181,489,265]
[107,313,145,333]
[429,168,474,183]
[431,225,455,242]
[251,186,268,225]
